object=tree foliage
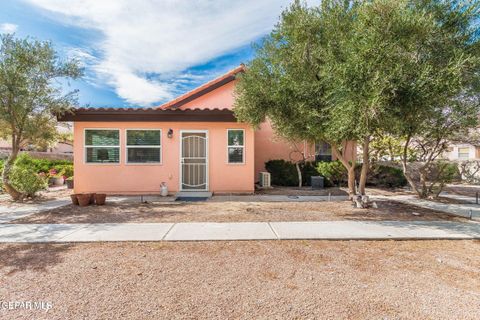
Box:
[235,0,480,199]
[0,34,82,200]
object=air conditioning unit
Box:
[259,172,271,188]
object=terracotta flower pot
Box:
[77,194,91,207]
[95,193,107,205]
[70,194,79,205]
[66,179,74,189]
[52,177,65,186]
[89,193,96,204]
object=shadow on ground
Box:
[0,243,73,275]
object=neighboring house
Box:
[58,66,356,195]
[0,138,73,159]
[444,144,480,161]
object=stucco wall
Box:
[179,81,236,110]
[73,121,254,194]
[254,121,357,179]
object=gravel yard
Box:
[10,199,466,224]
[0,240,479,319]
[0,187,72,206]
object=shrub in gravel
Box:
[10,166,48,198]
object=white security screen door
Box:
[180,131,208,190]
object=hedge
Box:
[266,159,408,188]
[265,160,318,186]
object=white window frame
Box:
[84,128,121,165]
[125,129,162,165]
[227,129,245,164]
[458,147,470,160]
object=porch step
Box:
[174,191,212,199]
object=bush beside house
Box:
[0,154,74,196]
[266,159,408,188]
[265,160,318,186]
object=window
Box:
[227,129,244,163]
[85,129,120,163]
[315,141,332,162]
[126,129,161,163]
[458,147,470,160]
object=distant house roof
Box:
[156,64,245,110]
[57,65,245,122]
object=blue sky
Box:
[0,0,297,108]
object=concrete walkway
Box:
[0,198,70,223]
[0,220,479,243]
[373,194,480,221]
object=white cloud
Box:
[0,23,18,33]
[26,0,295,106]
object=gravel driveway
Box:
[0,240,479,319]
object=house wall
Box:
[254,121,357,179]
[179,81,236,110]
[443,144,479,161]
[73,121,254,194]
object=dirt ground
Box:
[12,198,466,224]
[0,240,479,319]
[444,184,480,197]
[0,187,72,206]
[256,186,348,196]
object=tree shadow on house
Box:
[0,243,73,276]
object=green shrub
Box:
[53,164,74,177]
[301,162,319,186]
[265,159,299,186]
[365,164,407,188]
[10,166,47,197]
[265,160,320,186]
[316,161,348,187]
[13,155,72,174]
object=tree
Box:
[235,0,438,198]
[234,1,361,197]
[0,34,82,200]
[384,0,480,198]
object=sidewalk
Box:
[372,194,480,220]
[0,198,70,223]
[0,220,479,242]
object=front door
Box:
[180,131,208,191]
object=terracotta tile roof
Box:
[72,107,232,112]
[156,64,245,110]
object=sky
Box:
[0,0,302,108]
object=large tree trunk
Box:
[295,162,302,187]
[2,149,22,200]
[400,135,421,196]
[331,144,356,198]
[358,136,370,195]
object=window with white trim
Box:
[227,129,244,163]
[458,147,470,160]
[85,129,120,163]
[126,129,161,163]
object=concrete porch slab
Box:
[175,191,213,198]
[164,222,276,241]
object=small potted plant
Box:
[49,168,65,186]
[66,176,74,189]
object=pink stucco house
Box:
[58,66,356,195]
